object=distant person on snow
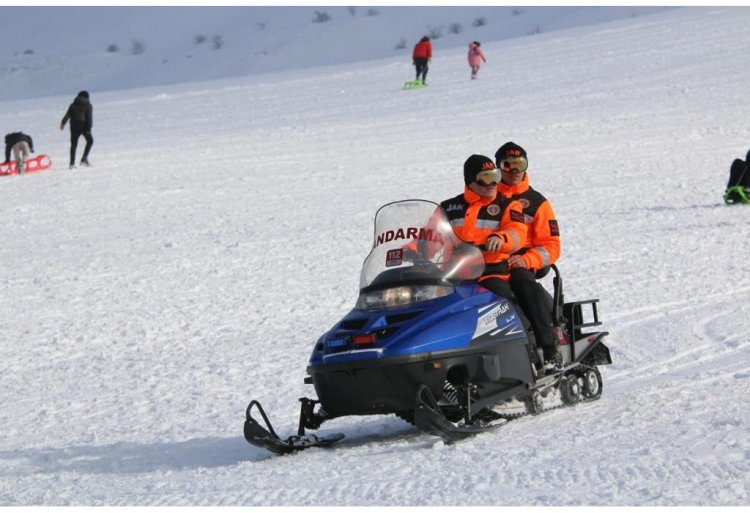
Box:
[412,35,432,85]
[467,41,486,80]
[495,142,562,367]
[3,132,34,174]
[724,149,750,205]
[60,90,94,169]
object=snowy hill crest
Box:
[0,6,669,100]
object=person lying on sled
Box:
[725,149,750,205]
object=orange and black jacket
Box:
[440,187,527,280]
[496,174,561,271]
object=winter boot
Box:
[80,158,91,167]
[531,341,544,371]
[542,344,563,371]
[16,159,25,174]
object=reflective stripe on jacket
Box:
[497,174,561,271]
[440,187,527,280]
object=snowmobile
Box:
[244,199,611,455]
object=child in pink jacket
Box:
[468,41,487,80]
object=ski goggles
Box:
[475,168,500,186]
[498,156,528,173]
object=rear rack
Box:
[563,299,603,339]
[563,299,603,362]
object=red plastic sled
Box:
[0,154,53,177]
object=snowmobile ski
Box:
[413,385,509,442]
[244,400,344,455]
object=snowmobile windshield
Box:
[359,199,486,293]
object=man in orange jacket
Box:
[495,142,563,366]
[439,154,527,311]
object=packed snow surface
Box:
[0,6,749,506]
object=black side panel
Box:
[310,339,535,417]
[312,358,447,416]
[579,336,612,366]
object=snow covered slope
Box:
[0,6,749,506]
[0,5,668,100]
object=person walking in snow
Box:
[412,36,432,85]
[60,90,94,169]
[3,132,34,174]
[468,41,486,80]
[495,142,563,367]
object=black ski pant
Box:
[70,124,93,166]
[414,58,429,83]
[509,268,556,350]
[478,276,531,333]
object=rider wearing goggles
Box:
[498,156,529,174]
[436,154,528,321]
[463,154,500,193]
[475,168,500,186]
[494,141,563,368]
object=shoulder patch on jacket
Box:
[510,210,525,223]
[549,220,560,236]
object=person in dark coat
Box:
[4,132,35,173]
[60,90,94,169]
[724,149,750,205]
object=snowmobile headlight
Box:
[356,285,453,310]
